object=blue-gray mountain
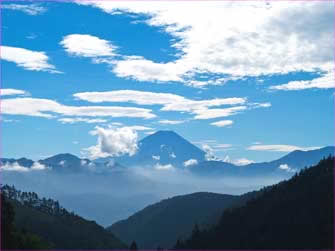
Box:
[1,131,334,176]
[112,130,207,167]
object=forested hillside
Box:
[1,185,126,249]
[176,157,334,249]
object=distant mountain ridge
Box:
[107,191,259,249]
[191,146,335,177]
[1,130,333,176]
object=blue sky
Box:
[1,1,334,163]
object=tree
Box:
[130,241,138,250]
[1,194,16,249]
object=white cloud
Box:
[170,152,176,158]
[58,118,108,124]
[0,162,29,172]
[224,155,254,166]
[152,155,160,161]
[77,1,333,85]
[193,106,246,120]
[269,71,334,91]
[233,158,255,166]
[158,120,185,125]
[202,144,220,161]
[183,158,198,167]
[60,34,117,57]
[154,163,175,171]
[123,126,153,131]
[84,126,138,159]
[0,161,47,172]
[247,144,322,152]
[74,90,249,120]
[1,89,28,96]
[278,164,296,173]
[31,162,48,170]
[1,97,156,119]
[1,4,46,15]
[210,120,233,127]
[1,46,59,73]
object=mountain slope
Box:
[107,191,259,249]
[177,157,334,249]
[191,146,334,177]
[1,185,127,249]
[115,130,206,167]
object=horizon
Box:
[1,129,334,163]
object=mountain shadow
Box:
[176,156,334,249]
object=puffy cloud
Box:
[269,71,334,91]
[279,164,296,173]
[84,126,139,159]
[183,158,198,167]
[1,97,156,119]
[113,57,183,82]
[210,120,233,127]
[202,144,220,161]
[77,1,333,85]
[154,163,175,171]
[152,155,160,161]
[31,162,48,170]
[60,34,117,57]
[1,3,47,15]
[58,118,108,124]
[1,46,59,73]
[1,89,28,96]
[0,162,48,172]
[247,144,322,152]
[158,120,185,125]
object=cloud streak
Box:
[1,3,47,15]
[1,46,60,73]
[2,97,156,119]
[247,144,322,152]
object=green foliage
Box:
[177,156,334,249]
[1,186,127,249]
[1,195,51,249]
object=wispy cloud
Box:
[74,90,268,120]
[2,97,156,119]
[247,144,322,152]
[1,46,60,73]
[158,120,185,125]
[1,4,47,15]
[269,71,334,91]
[1,89,29,96]
[58,118,108,124]
[210,120,233,127]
